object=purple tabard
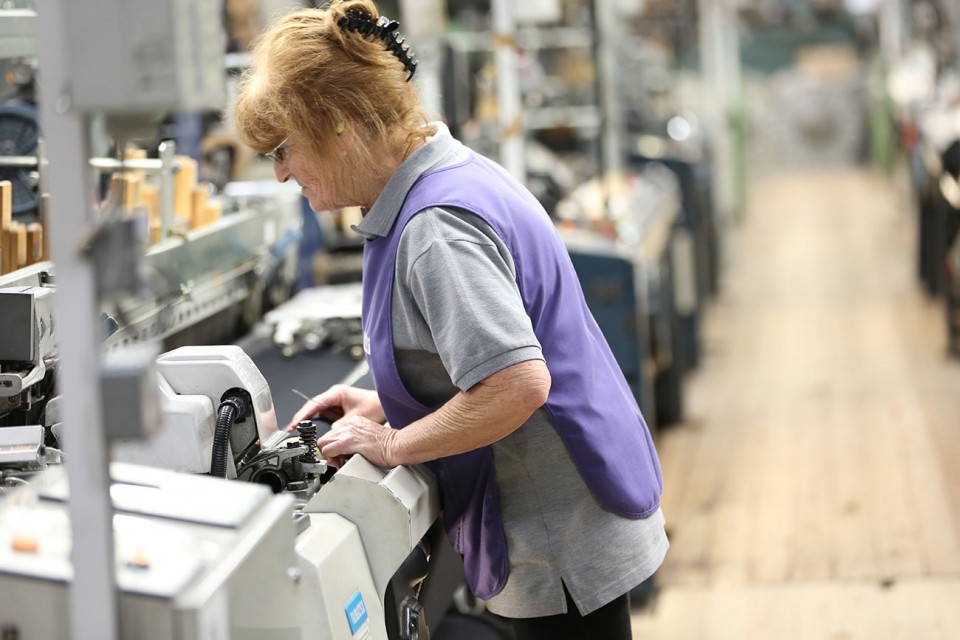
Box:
[361,151,663,599]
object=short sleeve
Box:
[396,208,544,391]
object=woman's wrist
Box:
[363,389,387,423]
[384,426,404,467]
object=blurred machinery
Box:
[557,161,685,433]
[261,283,365,360]
[0,178,301,426]
[631,126,719,376]
[909,117,960,356]
[887,4,960,356]
[0,9,40,223]
[0,285,55,431]
[0,97,40,219]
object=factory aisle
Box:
[630,168,960,638]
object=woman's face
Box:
[272,139,348,212]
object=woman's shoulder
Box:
[400,206,501,246]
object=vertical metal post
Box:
[399,0,447,118]
[491,0,525,181]
[35,2,119,640]
[698,0,738,225]
[723,0,744,222]
[879,0,903,66]
[595,0,623,182]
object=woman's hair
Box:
[232,0,430,184]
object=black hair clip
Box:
[338,9,418,82]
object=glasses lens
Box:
[266,138,288,163]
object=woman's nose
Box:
[274,161,291,183]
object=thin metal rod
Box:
[89,157,182,173]
[594,0,623,184]
[491,0,525,181]
[36,1,119,639]
[0,155,39,167]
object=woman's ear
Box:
[335,119,357,155]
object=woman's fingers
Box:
[326,454,351,468]
[285,388,345,430]
[316,416,394,468]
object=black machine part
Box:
[399,596,428,640]
[234,418,328,493]
[210,390,251,478]
[385,541,431,640]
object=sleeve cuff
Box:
[455,346,545,392]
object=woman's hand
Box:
[286,384,386,431]
[316,416,399,469]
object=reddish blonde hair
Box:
[232,0,430,181]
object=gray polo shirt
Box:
[354,123,668,618]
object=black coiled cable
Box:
[211,395,249,478]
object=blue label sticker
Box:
[345,591,369,635]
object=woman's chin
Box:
[306,195,328,212]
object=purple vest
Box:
[361,151,663,599]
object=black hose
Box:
[211,395,248,478]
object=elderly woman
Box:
[233,2,667,638]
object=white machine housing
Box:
[0,458,440,640]
[0,425,44,467]
[94,345,442,638]
[0,464,303,639]
[305,456,441,600]
[112,345,285,477]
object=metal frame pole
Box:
[699,0,737,224]
[35,2,119,639]
[879,0,904,65]
[595,0,623,181]
[399,0,448,118]
[491,0,525,181]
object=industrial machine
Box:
[0,343,442,640]
[0,457,439,640]
[0,285,56,431]
[559,162,686,430]
[0,2,458,638]
[631,127,719,374]
[261,283,365,359]
[0,218,445,639]
[0,464,305,639]
[112,345,291,482]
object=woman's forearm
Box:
[389,359,551,466]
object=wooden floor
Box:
[630,168,960,638]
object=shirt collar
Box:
[351,122,468,240]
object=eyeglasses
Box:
[264,137,290,164]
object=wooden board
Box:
[0,180,11,230]
[26,223,42,265]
